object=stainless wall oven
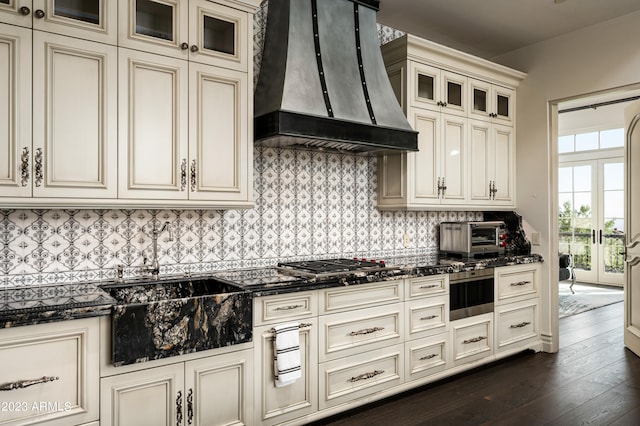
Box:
[449,268,494,321]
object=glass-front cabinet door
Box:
[469,78,514,125]
[410,62,466,116]
[120,0,248,71]
[1,0,115,43]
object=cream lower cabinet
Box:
[450,312,494,367]
[100,348,253,426]
[0,318,99,426]
[494,263,541,354]
[253,292,318,426]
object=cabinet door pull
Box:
[274,304,303,311]
[348,326,384,336]
[181,43,189,50]
[462,336,487,344]
[190,159,197,191]
[437,177,442,197]
[34,9,45,19]
[180,159,187,191]
[419,354,437,360]
[176,390,183,426]
[19,6,30,15]
[190,45,199,53]
[20,147,29,186]
[509,321,531,329]
[34,148,43,187]
[510,280,531,287]
[420,315,438,321]
[418,283,439,289]
[186,388,194,425]
[0,376,59,391]
[441,177,446,197]
[347,369,384,383]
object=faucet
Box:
[143,221,173,279]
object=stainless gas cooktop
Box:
[276,258,388,279]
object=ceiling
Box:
[376,0,640,59]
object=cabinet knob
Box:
[190,45,199,53]
[34,9,45,19]
[19,6,31,15]
[180,42,189,50]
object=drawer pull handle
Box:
[420,315,438,320]
[510,321,531,329]
[419,284,439,289]
[510,280,531,287]
[0,376,59,391]
[463,336,487,344]
[419,354,437,360]
[348,369,384,383]
[348,326,384,336]
[274,304,304,311]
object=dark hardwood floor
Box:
[310,302,640,425]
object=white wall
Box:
[493,10,640,352]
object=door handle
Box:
[592,229,596,244]
[599,229,603,244]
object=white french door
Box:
[558,157,625,287]
[624,100,640,357]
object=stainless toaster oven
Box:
[439,221,506,258]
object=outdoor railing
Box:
[559,232,625,273]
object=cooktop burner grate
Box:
[277,258,386,277]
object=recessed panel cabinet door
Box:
[410,108,440,203]
[32,31,117,199]
[118,48,188,200]
[0,23,31,197]
[188,62,250,202]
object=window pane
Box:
[473,88,487,112]
[55,0,100,25]
[497,94,509,117]
[604,162,624,190]
[604,190,624,218]
[447,81,462,107]
[558,135,574,153]
[136,0,174,41]
[575,131,598,151]
[203,15,235,55]
[558,167,573,192]
[600,128,624,149]
[573,165,591,191]
[417,74,434,100]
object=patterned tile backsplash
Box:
[0,147,482,287]
[0,10,476,287]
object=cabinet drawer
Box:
[406,275,448,299]
[0,318,99,426]
[254,291,317,326]
[319,344,403,410]
[319,304,403,362]
[406,295,448,340]
[320,280,403,314]
[405,333,449,382]
[495,264,539,304]
[451,313,493,366]
[495,299,539,352]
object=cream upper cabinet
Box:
[378,34,525,211]
[119,0,249,72]
[0,22,31,198]
[0,26,118,202]
[32,31,118,199]
[469,78,515,126]
[469,119,515,206]
[0,0,117,44]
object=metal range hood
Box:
[254,0,418,154]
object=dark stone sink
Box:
[102,277,252,366]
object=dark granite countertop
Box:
[0,254,543,328]
[0,282,116,328]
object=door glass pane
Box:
[136,0,174,41]
[603,161,625,274]
[447,81,462,107]
[558,167,573,192]
[473,88,487,112]
[559,165,593,272]
[573,165,591,191]
[417,74,434,101]
[558,135,574,153]
[497,94,509,117]
[203,15,235,55]
[54,0,100,25]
